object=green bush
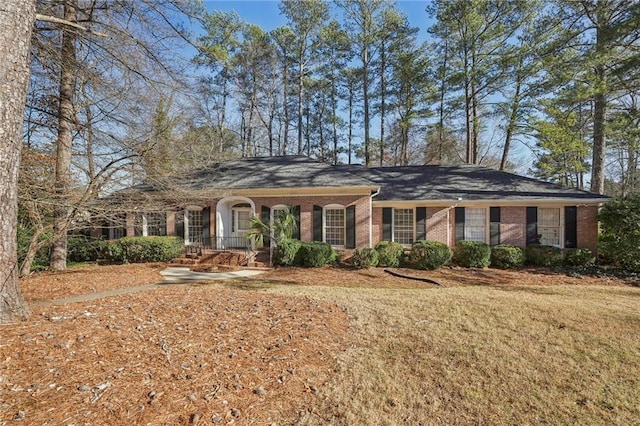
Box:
[102,236,183,263]
[599,196,640,272]
[296,241,336,268]
[453,240,491,268]
[67,236,106,262]
[564,248,595,267]
[407,240,452,270]
[490,245,525,269]
[375,241,404,267]
[274,238,302,266]
[351,248,379,269]
[525,244,564,267]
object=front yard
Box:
[2,264,639,424]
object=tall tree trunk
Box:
[591,67,606,194]
[50,0,78,271]
[348,82,354,164]
[463,48,472,164]
[219,76,228,154]
[0,0,36,322]
[500,53,523,171]
[589,2,608,195]
[362,46,371,166]
[437,39,449,163]
[331,75,339,165]
[282,62,289,155]
[297,61,304,154]
[379,41,386,167]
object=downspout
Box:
[446,202,459,246]
[370,187,381,248]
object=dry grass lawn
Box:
[4,264,640,425]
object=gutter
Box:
[369,187,381,248]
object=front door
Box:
[232,207,251,247]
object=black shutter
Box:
[176,211,184,239]
[346,205,356,248]
[455,207,465,243]
[382,207,392,241]
[261,205,271,246]
[313,205,323,242]
[102,221,109,239]
[293,205,301,240]
[526,207,538,246]
[490,207,500,246]
[565,206,577,248]
[202,207,210,244]
[416,207,427,241]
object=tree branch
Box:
[35,13,107,37]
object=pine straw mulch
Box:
[2,281,347,425]
[4,263,632,425]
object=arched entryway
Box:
[216,196,256,248]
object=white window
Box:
[324,206,345,247]
[393,208,414,245]
[185,208,203,244]
[465,208,487,242]
[109,213,126,239]
[146,212,167,236]
[538,208,561,246]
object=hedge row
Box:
[350,240,595,271]
[101,236,184,263]
[274,239,337,267]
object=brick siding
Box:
[500,206,527,247]
[577,205,599,253]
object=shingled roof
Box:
[113,156,608,203]
[175,156,377,190]
[362,164,608,202]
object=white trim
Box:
[463,207,489,243]
[229,186,378,197]
[391,207,415,246]
[323,204,346,248]
[142,214,148,237]
[373,198,608,207]
[537,206,564,248]
[216,196,256,242]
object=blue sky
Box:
[202,1,434,40]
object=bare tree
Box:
[0,0,37,322]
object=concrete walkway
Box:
[35,267,265,306]
[160,267,264,283]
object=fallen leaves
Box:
[1,284,348,425]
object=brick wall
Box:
[577,205,599,253]
[371,207,382,246]
[427,207,452,245]
[500,206,527,247]
[245,194,371,247]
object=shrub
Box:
[564,248,595,267]
[351,248,379,269]
[375,241,404,267]
[407,240,452,270]
[274,238,302,266]
[67,236,106,262]
[296,241,336,268]
[525,244,564,267]
[102,236,183,263]
[599,196,640,272]
[490,245,525,269]
[453,240,491,268]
